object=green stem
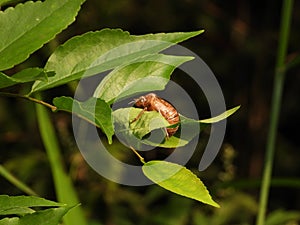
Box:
[0,165,38,196]
[256,1,293,225]
[35,94,87,225]
[0,92,57,111]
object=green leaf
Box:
[113,106,239,148]
[94,54,194,104]
[142,160,220,207]
[0,195,65,216]
[113,107,197,148]
[113,107,178,149]
[143,135,190,149]
[117,107,169,138]
[0,195,71,225]
[0,68,53,89]
[142,114,201,148]
[53,96,114,144]
[0,207,34,216]
[30,29,203,93]
[199,105,240,123]
[0,206,74,225]
[0,0,85,70]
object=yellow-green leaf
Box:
[199,105,240,123]
[142,161,220,207]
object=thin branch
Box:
[0,92,57,111]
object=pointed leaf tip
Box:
[142,161,220,207]
[199,105,240,124]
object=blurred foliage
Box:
[1,0,300,224]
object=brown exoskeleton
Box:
[131,93,180,138]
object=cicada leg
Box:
[157,109,170,139]
[164,127,170,139]
[130,107,147,124]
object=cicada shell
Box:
[132,93,180,137]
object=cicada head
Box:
[133,93,156,108]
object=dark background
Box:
[1,0,300,224]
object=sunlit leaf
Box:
[112,107,190,149]
[113,107,169,140]
[30,29,203,93]
[113,106,239,148]
[199,106,240,123]
[0,0,85,70]
[142,161,220,207]
[94,54,194,104]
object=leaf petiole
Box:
[129,146,146,164]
